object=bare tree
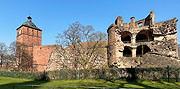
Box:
[5,41,17,70]
[55,21,107,70]
[15,42,33,71]
[9,41,16,57]
[0,42,8,68]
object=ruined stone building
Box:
[108,11,179,68]
[16,11,179,71]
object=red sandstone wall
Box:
[33,45,56,71]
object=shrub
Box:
[34,71,49,81]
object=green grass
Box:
[0,77,180,89]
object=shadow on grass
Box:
[122,80,159,89]
[102,79,160,89]
[1,77,180,89]
[76,79,160,89]
[0,79,49,89]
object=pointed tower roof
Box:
[17,16,42,31]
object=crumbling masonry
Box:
[107,11,179,68]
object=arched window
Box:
[19,29,22,35]
[136,45,150,57]
[123,46,132,57]
[136,30,153,42]
[121,31,132,43]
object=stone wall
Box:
[46,41,108,71]
[33,45,56,71]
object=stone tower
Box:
[16,16,42,54]
[16,16,42,71]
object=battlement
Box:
[113,11,154,29]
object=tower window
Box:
[19,30,22,35]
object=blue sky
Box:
[0,0,179,46]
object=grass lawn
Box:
[0,77,180,89]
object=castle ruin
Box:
[16,11,179,71]
[107,11,179,68]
